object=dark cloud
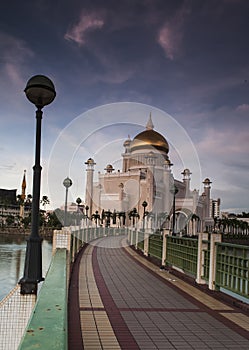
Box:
[0,0,249,211]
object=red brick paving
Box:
[92,246,139,349]
[68,247,86,350]
[68,237,249,349]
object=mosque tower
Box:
[182,169,192,197]
[19,170,26,219]
[85,158,96,217]
[203,178,214,230]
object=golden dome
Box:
[85,157,96,165]
[105,164,114,173]
[131,129,169,153]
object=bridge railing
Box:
[18,249,68,350]
[165,236,198,277]
[216,242,249,301]
[6,226,249,350]
[17,225,125,350]
[127,228,249,303]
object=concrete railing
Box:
[17,225,125,350]
[18,249,68,350]
[3,225,248,350]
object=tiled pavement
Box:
[68,235,249,349]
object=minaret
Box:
[122,135,131,172]
[20,170,26,219]
[203,178,214,230]
[182,169,192,197]
[85,158,96,217]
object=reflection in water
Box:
[0,234,52,301]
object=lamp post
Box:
[85,205,89,218]
[170,185,178,235]
[19,75,56,295]
[85,205,89,227]
[76,197,82,226]
[142,200,148,231]
[63,177,72,227]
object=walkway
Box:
[68,235,249,349]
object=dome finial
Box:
[146,112,154,130]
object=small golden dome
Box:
[85,157,96,165]
[123,135,131,147]
[105,164,114,173]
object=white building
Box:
[84,115,219,234]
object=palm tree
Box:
[241,221,249,235]
[91,211,100,227]
[117,211,126,226]
[40,195,50,211]
[128,208,140,227]
[104,209,112,227]
[16,194,24,206]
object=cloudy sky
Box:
[0,0,248,212]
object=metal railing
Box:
[127,228,249,303]
[149,233,163,260]
[216,242,249,298]
[166,236,198,277]
[14,226,249,350]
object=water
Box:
[0,234,52,301]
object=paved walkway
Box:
[68,236,249,349]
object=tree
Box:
[25,194,32,209]
[40,195,50,211]
[21,214,32,229]
[128,208,140,227]
[16,194,24,206]
[6,215,15,227]
[91,211,100,227]
[46,211,62,229]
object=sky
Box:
[0,0,249,213]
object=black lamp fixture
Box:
[76,197,82,226]
[142,200,148,231]
[19,75,56,295]
[63,177,73,227]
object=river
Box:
[0,234,52,301]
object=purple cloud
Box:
[64,11,104,46]
[157,1,191,60]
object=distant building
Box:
[84,115,220,234]
[0,188,17,205]
[211,198,221,218]
[60,202,79,213]
[0,171,30,226]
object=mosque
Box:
[84,115,219,234]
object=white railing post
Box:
[161,229,170,267]
[143,229,149,256]
[128,227,132,245]
[135,228,139,249]
[196,232,209,284]
[130,228,134,246]
[52,227,71,254]
[209,233,222,290]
